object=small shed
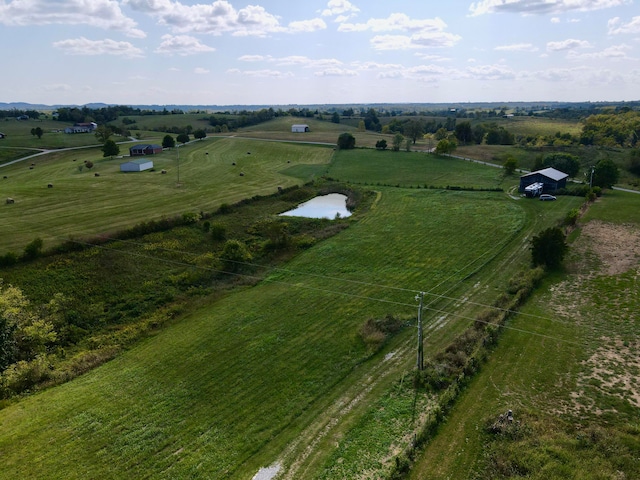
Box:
[291,124,310,133]
[519,167,568,194]
[120,159,154,172]
[129,144,163,156]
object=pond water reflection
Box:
[279,193,351,219]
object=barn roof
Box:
[122,159,153,165]
[521,167,568,181]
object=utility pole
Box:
[416,292,424,371]
[177,145,180,186]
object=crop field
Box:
[0,118,105,151]
[0,137,333,253]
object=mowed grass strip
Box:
[0,137,333,253]
[0,187,525,479]
[328,149,507,189]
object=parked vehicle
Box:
[539,194,557,201]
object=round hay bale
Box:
[3,176,7,179]
[29,166,34,170]
[161,169,167,174]
[277,186,283,192]
[94,172,100,177]
[6,198,14,204]
[232,162,236,166]
[47,183,53,188]
[239,172,244,176]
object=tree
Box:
[543,153,580,178]
[94,125,112,143]
[435,139,457,155]
[392,133,404,152]
[162,135,175,149]
[331,112,340,124]
[628,149,640,176]
[404,120,424,144]
[592,158,620,188]
[375,139,388,150]
[22,238,43,261]
[193,129,206,140]
[220,240,252,272]
[530,227,568,269]
[454,121,473,144]
[503,156,518,175]
[434,127,449,140]
[30,127,43,139]
[176,133,190,145]
[102,139,119,159]
[337,132,356,150]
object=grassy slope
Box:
[0,186,526,479]
[0,131,600,479]
[0,137,332,253]
[409,189,640,479]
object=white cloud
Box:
[0,0,145,38]
[495,43,538,51]
[608,16,640,34]
[194,67,209,74]
[339,14,448,33]
[226,68,294,78]
[238,55,270,62]
[288,18,327,33]
[314,68,358,76]
[52,37,144,58]
[469,0,631,16]
[155,35,215,55]
[567,44,632,60]
[126,0,283,37]
[337,13,461,50]
[551,17,561,23]
[321,0,360,17]
[547,38,591,51]
[466,64,517,80]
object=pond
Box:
[279,193,351,219]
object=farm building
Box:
[291,124,310,133]
[120,159,154,172]
[64,122,98,134]
[519,167,569,195]
[129,144,163,156]
[0,132,5,139]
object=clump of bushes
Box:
[359,314,404,351]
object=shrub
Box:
[218,203,232,214]
[564,208,580,226]
[210,223,226,241]
[22,237,43,261]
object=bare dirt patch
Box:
[549,220,640,415]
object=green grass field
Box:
[0,137,333,253]
[409,190,640,479]
[0,119,637,479]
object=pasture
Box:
[0,121,635,479]
[0,137,333,253]
[0,184,537,479]
[410,191,640,479]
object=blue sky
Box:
[1,0,639,106]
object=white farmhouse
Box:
[291,124,310,133]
